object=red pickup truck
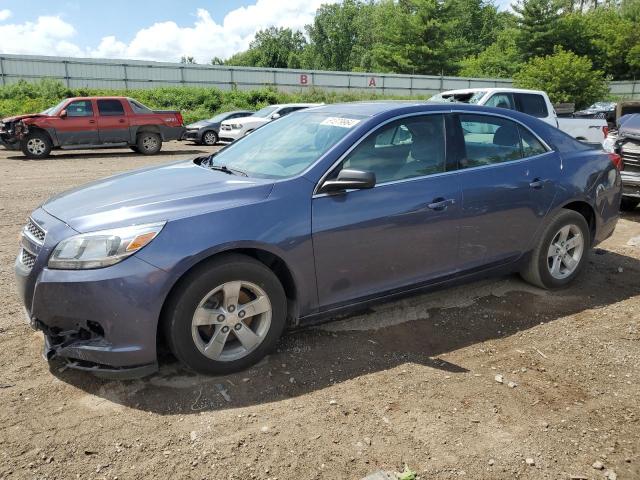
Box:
[0,96,185,159]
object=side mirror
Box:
[270,113,281,120]
[59,109,67,118]
[320,169,376,193]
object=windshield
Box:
[429,91,487,104]
[43,99,67,115]
[252,106,278,118]
[206,111,365,178]
[208,112,238,122]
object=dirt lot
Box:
[0,142,638,480]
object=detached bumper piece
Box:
[35,319,158,380]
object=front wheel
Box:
[620,198,639,211]
[201,130,218,146]
[136,132,162,155]
[520,209,590,289]
[21,131,52,159]
[163,254,287,375]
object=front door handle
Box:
[529,178,544,189]
[427,198,455,211]
[88,119,96,124]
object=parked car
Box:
[574,101,617,127]
[16,102,621,378]
[602,112,640,210]
[0,97,184,159]
[183,110,254,145]
[218,103,322,142]
[430,88,609,144]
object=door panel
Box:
[312,178,461,308]
[311,113,460,309]
[55,100,99,146]
[96,99,130,143]
[452,113,558,269]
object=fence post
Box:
[123,64,129,90]
[0,57,4,86]
[63,60,70,88]
[180,65,185,86]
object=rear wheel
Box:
[136,132,162,155]
[520,209,590,289]
[620,198,639,211]
[21,131,52,159]
[201,130,218,146]
[163,254,287,375]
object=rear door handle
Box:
[529,178,544,189]
[88,119,96,124]
[427,198,455,211]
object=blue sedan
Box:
[15,102,622,377]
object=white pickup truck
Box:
[430,87,608,144]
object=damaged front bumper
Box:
[15,208,170,379]
[0,120,24,150]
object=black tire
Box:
[201,130,218,146]
[162,254,287,375]
[620,198,639,211]
[520,209,590,289]
[136,132,162,155]
[21,131,52,159]
[129,145,140,153]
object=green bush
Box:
[0,80,418,125]
[513,47,609,109]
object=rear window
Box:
[97,99,125,116]
[515,93,548,118]
[128,99,152,114]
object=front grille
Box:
[24,218,46,244]
[20,248,36,269]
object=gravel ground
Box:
[0,142,638,480]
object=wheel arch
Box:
[133,125,161,141]
[157,247,299,350]
[558,199,596,243]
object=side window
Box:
[340,114,446,184]
[458,114,523,167]
[65,100,93,117]
[128,99,151,114]
[515,93,548,118]
[485,93,515,110]
[519,126,547,157]
[97,99,125,116]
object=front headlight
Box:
[231,123,243,129]
[48,222,165,270]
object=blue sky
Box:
[0,0,514,63]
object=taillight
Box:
[176,112,184,125]
[602,125,609,138]
[608,152,623,171]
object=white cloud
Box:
[0,1,338,63]
[0,15,83,57]
[90,1,338,63]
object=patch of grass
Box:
[397,465,417,480]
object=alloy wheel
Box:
[546,224,584,280]
[203,131,217,145]
[27,138,46,155]
[142,135,159,151]
[191,281,272,362]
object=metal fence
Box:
[0,53,638,98]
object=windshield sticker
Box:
[320,117,361,128]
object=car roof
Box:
[309,101,447,116]
[271,103,324,108]
[437,87,547,96]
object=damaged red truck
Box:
[0,97,185,159]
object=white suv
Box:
[219,103,322,142]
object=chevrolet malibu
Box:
[16,102,622,378]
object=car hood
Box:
[42,159,274,232]
[186,120,216,129]
[222,116,267,127]
[2,113,47,123]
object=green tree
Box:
[459,28,522,78]
[180,56,197,64]
[513,47,609,108]
[513,0,564,59]
[304,0,373,71]
[225,27,306,69]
